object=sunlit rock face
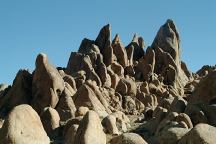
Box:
[1,19,216,144]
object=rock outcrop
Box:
[74,110,106,144]
[32,53,65,113]
[0,19,216,144]
[0,105,50,144]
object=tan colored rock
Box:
[75,106,89,117]
[72,70,86,89]
[56,88,76,122]
[32,53,65,113]
[95,24,115,66]
[179,123,216,144]
[0,104,50,144]
[110,73,120,89]
[66,52,84,74]
[136,47,155,81]
[86,80,112,114]
[191,70,216,104]
[102,114,120,135]
[112,34,128,68]
[176,113,193,129]
[123,96,137,114]
[111,61,124,76]
[126,34,145,61]
[151,19,189,92]
[140,82,150,94]
[116,79,128,95]
[170,96,187,113]
[0,84,8,93]
[96,63,112,87]
[116,78,137,96]
[156,126,189,144]
[0,70,32,115]
[73,84,108,117]
[78,38,95,54]
[65,82,76,96]
[110,133,148,144]
[40,107,60,137]
[137,92,157,109]
[63,74,77,92]
[185,104,208,125]
[102,111,130,135]
[74,110,106,144]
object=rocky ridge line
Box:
[0,19,216,144]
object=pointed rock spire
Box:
[95,24,115,66]
[112,34,128,68]
[95,24,111,50]
[151,19,189,92]
[126,34,145,61]
[152,19,180,64]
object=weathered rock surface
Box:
[179,123,216,144]
[74,110,106,144]
[0,104,50,144]
[1,20,216,144]
[32,53,65,113]
[0,70,32,117]
[110,133,148,144]
[40,107,60,137]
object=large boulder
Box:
[110,133,148,144]
[74,110,106,144]
[116,77,137,96]
[32,53,65,113]
[56,87,76,123]
[102,111,130,135]
[40,107,60,137]
[190,70,216,104]
[0,70,32,116]
[151,19,189,93]
[0,104,50,144]
[156,126,189,144]
[179,123,216,144]
[73,84,108,117]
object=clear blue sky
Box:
[0,1,215,84]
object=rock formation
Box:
[0,19,216,144]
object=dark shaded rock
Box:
[0,70,32,117]
[179,123,216,144]
[126,34,145,61]
[56,88,76,123]
[196,65,216,77]
[73,84,108,117]
[95,24,116,66]
[151,19,189,93]
[40,107,60,138]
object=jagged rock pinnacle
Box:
[0,20,215,144]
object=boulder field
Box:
[0,19,216,144]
